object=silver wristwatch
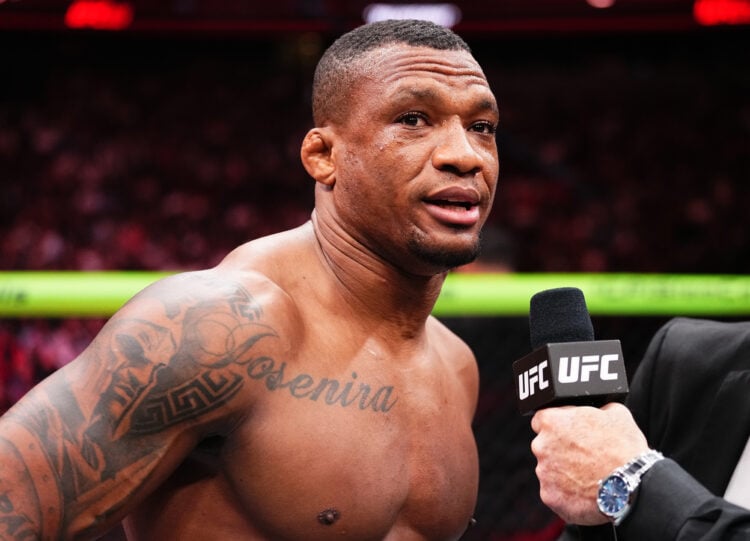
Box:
[596,449,665,526]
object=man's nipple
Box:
[317,508,340,525]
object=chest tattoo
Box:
[245,358,398,413]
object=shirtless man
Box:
[0,19,499,540]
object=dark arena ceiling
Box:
[1,0,749,36]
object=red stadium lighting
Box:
[64,0,134,30]
[694,0,750,25]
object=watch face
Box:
[597,474,630,516]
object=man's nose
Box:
[431,119,483,177]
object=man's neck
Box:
[309,213,446,337]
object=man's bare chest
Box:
[219,358,479,540]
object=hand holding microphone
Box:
[519,288,651,526]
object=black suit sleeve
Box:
[618,458,750,541]
[558,459,750,541]
[620,318,750,540]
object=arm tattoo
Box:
[1,280,274,538]
[1,278,399,539]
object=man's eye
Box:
[397,112,427,127]
[471,121,497,135]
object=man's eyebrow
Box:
[387,87,499,121]
[478,99,500,119]
[476,98,499,113]
[391,87,438,102]
[391,88,498,111]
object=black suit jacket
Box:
[561,317,750,540]
[628,317,750,495]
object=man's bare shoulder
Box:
[428,315,475,360]
[427,316,479,392]
[122,267,298,321]
[217,221,316,276]
[123,221,312,327]
[117,265,305,369]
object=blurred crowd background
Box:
[0,14,748,540]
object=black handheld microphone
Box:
[512,287,629,415]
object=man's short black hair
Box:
[312,19,472,126]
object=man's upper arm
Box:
[0,270,287,540]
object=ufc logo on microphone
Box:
[517,360,549,399]
[557,354,620,383]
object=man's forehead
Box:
[362,45,493,95]
[326,41,496,125]
[352,44,489,91]
[357,42,481,72]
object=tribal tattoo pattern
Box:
[0,277,399,540]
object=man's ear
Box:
[300,128,336,187]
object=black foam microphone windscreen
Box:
[529,287,595,349]
[513,287,629,415]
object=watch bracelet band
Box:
[610,449,665,526]
[619,449,665,483]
